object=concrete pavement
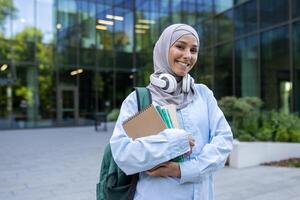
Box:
[0,124,299,200]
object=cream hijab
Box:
[147,24,199,109]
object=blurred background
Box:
[1,1,300,200]
[0,0,300,130]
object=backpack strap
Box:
[134,87,152,111]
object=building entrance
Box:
[57,86,79,125]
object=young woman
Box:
[110,24,233,200]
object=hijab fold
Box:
[147,24,199,109]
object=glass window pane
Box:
[12,65,39,128]
[197,49,213,88]
[12,0,35,36]
[0,0,14,39]
[116,71,134,106]
[172,0,182,23]
[235,36,259,97]
[261,26,290,111]
[78,68,95,125]
[196,0,214,19]
[36,45,56,127]
[292,0,300,18]
[234,0,251,5]
[260,0,288,29]
[215,9,234,43]
[214,43,233,99]
[95,71,114,112]
[234,0,257,37]
[78,0,96,66]
[12,0,35,62]
[36,0,54,44]
[182,0,197,25]
[0,38,11,61]
[293,22,300,113]
[215,0,233,13]
[56,0,78,65]
[201,19,214,48]
[0,84,13,129]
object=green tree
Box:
[0,0,17,27]
[12,26,54,119]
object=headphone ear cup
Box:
[159,74,177,93]
[182,74,191,93]
[150,74,166,88]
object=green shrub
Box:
[289,130,300,142]
[275,127,290,142]
[218,96,300,143]
[237,130,256,141]
[255,127,273,141]
[107,108,120,121]
[218,96,237,119]
[240,96,263,111]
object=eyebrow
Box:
[175,40,198,48]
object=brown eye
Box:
[191,48,198,54]
[176,45,184,50]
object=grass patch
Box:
[263,158,300,168]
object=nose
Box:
[183,49,191,60]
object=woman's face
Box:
[168,34,198,77]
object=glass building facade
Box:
[0,0,299,129]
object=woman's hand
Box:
[146,134,195,178]
[146,162,181,177]
[185,135,195,156]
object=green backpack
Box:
[96,87,152,200]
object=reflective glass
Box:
[234,0,250,5]
[196,0,213,13]
[198,49,213,89]
[12,0,35,62]
[0,38,10,60]
[0,84,13,128]
[12,65,39,128]
[293,22,300,113]
[0,0,13,39]
[160,0,170,14]
[201,19,214,48]
[78,68,95,125]
[260,0,288,29]
[215,0,234,13]
[215,9,234,43]
[292,0,300,18]
[235,36,259,97]
[214,43,233,99]
[181,0,197,24]
[12,0,35,36]
[172,0,182,23]
[37,60,55,127]
[78,0,96,66]
[115,71,134,106]
[95,71,114,112]
[56,0,78,65]
[261,26,290,111]
[36,0,54,44]
[234,0,257,37]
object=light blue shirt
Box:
[110,84,233,200]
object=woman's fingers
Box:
[146,162,180,177]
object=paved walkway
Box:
[0,125,299,200]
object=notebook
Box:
[122,104,167,140]
[161,104,180,129]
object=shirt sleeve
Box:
[179,85,233,184]
[110,92,191,175]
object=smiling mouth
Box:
[176,61,190,68]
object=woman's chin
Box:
[174,71,187,77]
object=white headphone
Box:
[150,73,192,93]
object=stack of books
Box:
[122,104,184,162]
